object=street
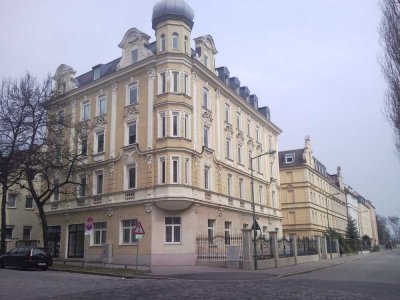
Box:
[0,251,399,300]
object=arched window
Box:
[172,32,179,49]
[161,34,166,52]
[184,36,188,53]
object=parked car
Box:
[0,247,53,270]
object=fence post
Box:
[269,231,279,268]
[321,236,327,260]
[290,233,297,265]
[241,228,253,270]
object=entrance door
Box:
[68,224,85,258]
[47,225,61,258]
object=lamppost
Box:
[250,149,276,270]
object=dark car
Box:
[0,247,53,270]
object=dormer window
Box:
[204,54,209,67]
[93,67,100,80]
[131,49,138,64]
[285,153,294,164]
[184,36,188,53]
[172,33,179,49]
[161,34,166,52]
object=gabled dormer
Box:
[194,35,218,71]
[53,64,79,95]
[117,28,154,70]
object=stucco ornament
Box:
[107,208,114,217]
[94,115,107,131]
[109,162,115,177]
[64,213,70,222]
[145,203,153,213]
[193,203,199,214]
[146,154,152,171]
[124,148,137,164]
[225,123,233,139]
[123,104,139,123]
[202,110,213,124]
[218,208,223,217]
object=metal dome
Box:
[152,0,194,29]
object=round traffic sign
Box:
[87,216,93,224]
[86,223,93,231]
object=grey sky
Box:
[0,0,398,216]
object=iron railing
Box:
[196,234,242,261]
[256,236,273,260]
[278,236,293,257]
[297,237,318,256]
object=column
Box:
[147,68,156,150]
[241,228,253,270]
[109,83,117,157]
[269,231,279,268]
[290,233,298,264]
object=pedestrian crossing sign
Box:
[133,221,145,235]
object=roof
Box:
[152,0,194,29]
[76,57,121,88]
[278,149,305,168]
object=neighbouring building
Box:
[279,136,347,237]
[345,185,360,231]
[45,0,282,265]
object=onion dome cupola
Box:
[152,0,194,30]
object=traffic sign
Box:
[86,223,93,231]
[87,216,93,224]
[132,221,145,235]
[251,220,261,230]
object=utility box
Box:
[102,244,113,263]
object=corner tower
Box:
[152,0,194,55]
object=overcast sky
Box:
[0,0,398,217]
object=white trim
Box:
[126,81,139,106]
[124,162,137,190]
[184,156,191,185]
[96,94,107,116]
[93,169,104,195]
[170,156,180,184]
[158,156,167,184]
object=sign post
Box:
[84,216,93,269]
[132,221,145,271]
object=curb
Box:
[50,268,172,280]
[276,262,342,278]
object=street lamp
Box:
[250,149,276,270]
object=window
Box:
[204,54,209,67]
[82,101,90,121]
[159,157,166,184]
[183,74,189,95]
[172,71,179,93]
[121,219,137,244]
[203,125,209,148]
[165,217,181,243]
[236,112,241,130]
[68,224,84,258]
[184,36,188,53]
[256,127,260,143]
[7,194,16,208]
[131,49,138,63]
[160,34,166,51]
[160,72,166,94]
[239,178,244,199]
[259,185,263,204]
[93,67,100,80]
[97,131,104,153]
[53,180,60,201]
[23,226,32,240]
[271,191,276,208]
[183,113,190,139]
[79,174,86,197]
[25,196,33,209]
[227,174,232,196]
[172,112,179,137]
[129,83,138,105]
[225,104,230,123]
[226,138,232,159]
[184,157,191,184]
[5,226,13,239]
[158,111,166,138]
[238,144,243,164]
[98,95,106,115]
[172,32,179,49]
[96,172,103,195]
[257,155,261,173]
[204,166,210,190]
[202,88,209,109]
[171,157,179,184]
[224,221,232,245]
[128,164,136,189]
[208,219,215,244]
[247,120,251,137]
[93,222,107,245]
[81,135,88,156]
[128,122,137,144]
[285,153,294,164]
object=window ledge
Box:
[6,207,16,209]
[119,243,138,246]
[24,208,34,211]
[164,242,182,245]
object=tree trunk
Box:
[37,202,49,250]
[1,178,8,254]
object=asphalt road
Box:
[0,251,399,300]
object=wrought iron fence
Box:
[297,237,318,256]
[196,234,242,261]
[255,236,273,260]
[278,236,293,257]
[327,239,337,253]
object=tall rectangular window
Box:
[208,219,215,244]
[239,178,244,199]
[165,217,181,243]
[184,74,189,95]
[159,112,166,138]
[247,120,251,137]
[23,226,31,241]
[79,175,86,197]
[202,88,209,109]
[131,49,138,63]
[256,127,260,143]
[204,166,210,190]
[97,131,104,153]
[96,172,103,195]
[128,165,136,189]
[159,157,166,184]
[121,219,137,244]
[83,102,90,121]
[98,96,106,115]
[257,155,261,173]
[129,122,136,144]
[259,185,263,203]
[226,138,232,159]
[204,54,209,67]
[93,222,107,245]
[53,180,60,201]
[224,221,232,245]
[93,68,100,80]
[5,226,13,239]
[225,104,230,123]
[81,136,88,156]
[236,112,241,130]
[272,191,276,208]
[171,157,179,184]
[172,112,179,137]
[25,196,33,209]
[129,83,138,105]
[183,113,189,139]
[227,174,232,196]
[160,72,166,94]
[172,33,179,49]
[203,125,209,148]
[184,158,190,184]
[238,144,243,164]
[7,194,16,208]
[172,71,179,93]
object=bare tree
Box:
[1,74,89,250]
[387,215,400,243]
[376,214,392,244]
[380,0,400,154]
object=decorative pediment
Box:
[225,123,233,138]
[194,35,218,55]
[123,104,139,122]
[236,131,244,143]
[256,144,263,151]
[202,110,213,124]
[94,115,107,131]
[53,64,79,94]
[123,148,137,163]
[118,28,150,49]
[247,138,254,149]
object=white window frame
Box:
[127,82,138,105]
[256,126,260,143]
[93,67,100,80]
[131,48,138,64]
[236,112,241,130]
[95,130,105,153]
[259,185,263,204]
[158,111,167,138]
[92,222,107,245]
[165,217,181,244]
[158,72,167,94]
[77,173,87,197]
[184,157,191,185]
[247,120,251,137]
[184,36,188,53]
[208,219,215,244]
[227,174,232,196]
[183,113,190,139]
[203,125,210,148]
[226,137,232,159]
[224,221,232,245]
[93,170,104,195]
[171,111,180,137]
[125,121,137,145]
[202,87,209,109]
[120,219,138,245]
[204,166,210,190]
[239,178,244,199]
[238,144,243,164]
[7,194,16,208]
[225,104,230,123]
[124,163,137,190]
[285,153,294,164]
[25,196,33,209]
[183,73,190,96]
[172,71,180,93]
[82,100,90,121]
[158,156,166,184]
[170,156,180,184]
[97,94,107,116]
[172,32,179,49]
[160,34,166,52]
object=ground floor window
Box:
[68,224,84,258]
[5,226,14,239]
[121,219,137,244]
[93,222,107,245]
[48,225,61,258]
[22,226,32,240]
[165,217,181,243]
